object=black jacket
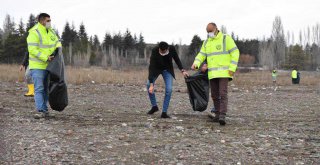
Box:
[46,48,68,111]
[21,52,29,67]
[148,45,184,83]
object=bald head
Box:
[206,22,217,33]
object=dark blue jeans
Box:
[147,70,173,113]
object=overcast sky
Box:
[0,0,319,44]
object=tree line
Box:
[0,14,319,70]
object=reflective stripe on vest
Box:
[228,46,238,53]
[206,35,228,57]
[195,58,202,63]
[208,66,229,71]
[231,60,238,65]
[35,29,59,48]
[205,35,239,57]
[29,57,45,63]
[36,52,42,58]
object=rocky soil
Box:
[0,81,319,164]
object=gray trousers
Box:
[25,66,33,84]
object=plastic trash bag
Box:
[46,48,68,111]
[185,71,209,112]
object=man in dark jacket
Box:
[147,41,189,118]
[19,52,34,97]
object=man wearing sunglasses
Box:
[27,13,62,119]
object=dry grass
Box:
[0,64,319,87]
[65,67,148,85]
[232,70,320,87]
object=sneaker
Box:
[44,111,55,118]
[147,106,159,115]
[219,114,226,126]
[207,111,216,119]
[160,112,171,118]
[33,112,45,119]
[207,111,219,122]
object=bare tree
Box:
[271,16,286,68]
[307,26,311,45]
[220,25,227,34]
[292,31,295,45]
[259,37,275,69]
[299,30,303,46]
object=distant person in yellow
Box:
[27,13,62,119]
[291,68,300,84]
[272,69,277,85]
[191,22,239,126]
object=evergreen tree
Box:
[288,44,307,69]
[2,14,15,43]
[0,29,4,59]
[103,32,112,49]
[77,23,89,53]
[26,14,36,32]
[137,33,146,57]
[112,32,123,49]
[188,35,202,57]
[123,28,135,50]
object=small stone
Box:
[221,140,226,143]
[121,123,127,127]
[66,130,73,135]
[176,126,184,130]
[232,88,239,92]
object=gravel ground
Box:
[0,81,319,164]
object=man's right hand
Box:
[19,65,24,72]
[149,84,154,94]
[191,63,198,70]
[47,56,54,62]
[201,64,208,72]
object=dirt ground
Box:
[0,81,319,164]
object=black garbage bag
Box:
[185,71,209,112]
[46,48,68,111]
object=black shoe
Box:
[212,116,220,123]
[147,106,159,115]
[219,114,226,126]
[161,112,171,118]
[208,111,219,122]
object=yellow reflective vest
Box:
[27,23,62,70]
[291,70,297,79]
[193,32,239,79]
[272,70,277,77]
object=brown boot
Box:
[219,113,226,126]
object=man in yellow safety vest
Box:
[27,13,61,119]
[191,22,239,125]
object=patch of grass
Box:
[1,64,319,88]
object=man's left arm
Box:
[226,36,240,73]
